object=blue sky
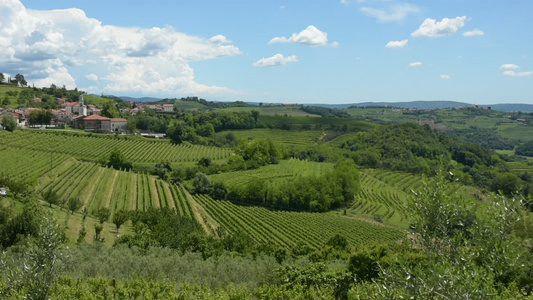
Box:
[1,0,532,104]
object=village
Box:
[0,95,175,133]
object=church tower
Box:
[79,94,87,116]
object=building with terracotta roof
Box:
[162,104,174,112]
[77,114,128,132]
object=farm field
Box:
[194,194,404,249]
[0,130,232,164]
[0,146,69,181]
[218,106,321,117]
[36,160,195,220]
[221,129,324,147]
[209,158,334,187]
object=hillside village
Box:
[0,94,178,133]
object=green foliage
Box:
[355,170,531,299]
[103,148,132,171]
[112,210,129,233]
[0,214,66,300]
[28,109,54,126]
[516,140,533,157]
[67,197,82,214]
[42,187,59,208]
[94,207,111,224]
[193,172,212,194]
[100,101,120,118]
[326,234,348,250]
[1,113,17,131]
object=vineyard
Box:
[350,169,479,227]
[0,146,69,181]
[37,160,195,219]
[194,194,404,249]
[209,158,334,187]
[0,130,232,164]
[223,129,324,147]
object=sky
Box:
[1,0,532,105]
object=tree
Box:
[1,113,17,132]
[197,157,212,168]
[28,109,54,126]
[112,210,129,235]
[94,207,111,224]
[211,182,228,199]
[100,101,119,118]
[0,73,4,84]
[42,187,59,208]
[67,197,82,214]
[105,148,132,170]
[2,96,9,106]
[14,73,27,87]
[193,172,212,194]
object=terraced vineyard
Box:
[224,129,324,146]
[350,169,479,227]
[0,130,232,163]
[0,146,69,181]
[209,158,334,187]
[37,160,195,219]
[194,194,404,249]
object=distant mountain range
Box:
[115,96,533,112]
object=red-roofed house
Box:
[162,104,174,112]
[79,114,128,132]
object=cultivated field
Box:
[37,160,195,219]
[0,130,232,163]
[194,194,404,249]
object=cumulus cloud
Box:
[412,16,466,38]
[340,0,349,4]
[503,71,533,77]
[409,62,422,67]
[0,0,242,96]
[253,54,298,67]
[385,39,408,48]
[360,3,420,22]
[500,64,520,70]
[440,74,450,80]
[463,29,484,37]
[85,73,98,81]
[269,25,331,47]
[500,64,533,76]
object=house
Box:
[163,104,174,112]
[80,114,128,132]
[147,102,158,110]
[56,97,68,106]
[0,188,7,197]
[33,97,42,103]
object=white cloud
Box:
[409,62,422,67]
[269,25,330,47]
[463,29,484,37]
[440,74,450,80]
[209,35,231,44]
[411,16,467,38]
[0,0,242,97]
[385,39,408,48]
[500,64,520,70]
[503,70,533,77]
[85,73,98,81]
[340,0,349,4]
[360,3,420,22]
[253,54,298,67]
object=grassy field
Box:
[0,84,21,106]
